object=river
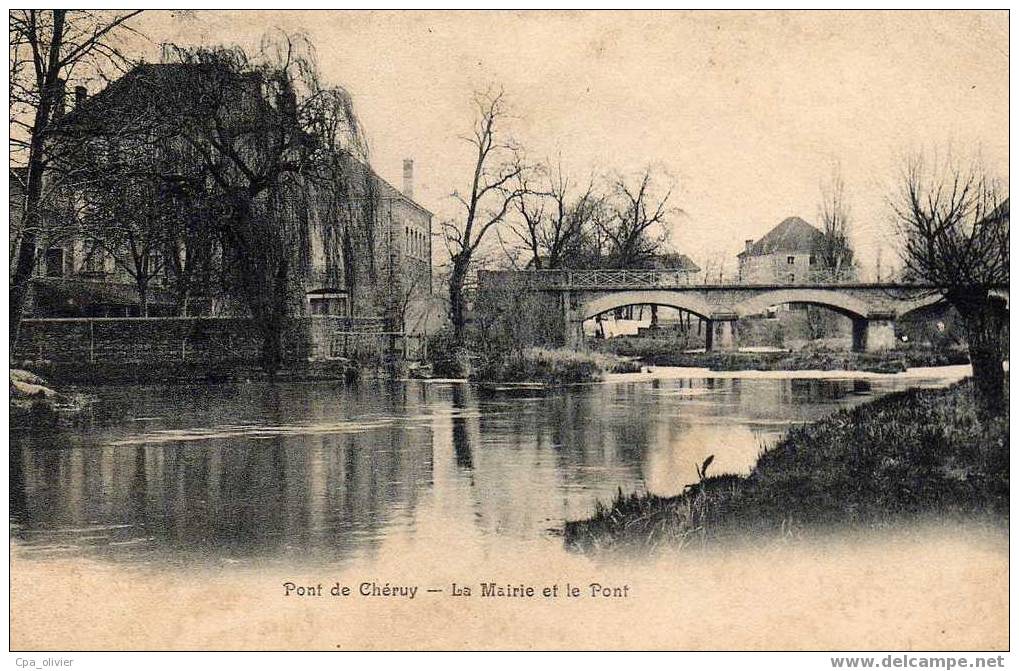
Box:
[10,365,973,570]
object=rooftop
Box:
[636,253,701,273]
[738,216,824,257]
[54,63,433,217]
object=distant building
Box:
[737,216,825,284]
[636,252,701,276]
[534,252,701,277]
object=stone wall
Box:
[13,316,388,365]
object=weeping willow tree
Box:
[302,86,380,318]
[157,34,379,375]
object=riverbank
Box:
[9,369,98,430]
[564,380,1008,554]
[16,358,391,386]
[592,336,970,374]
[463,347,967,385]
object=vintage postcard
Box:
[8,9,1009,656]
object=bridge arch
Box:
[734,289,872,319]
[896,288,1010,320]
[578,290,715,322]
[895,292,948,320]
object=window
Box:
[45,248,64,277]
[787,273,795,283]
[809,254,817,266]
[786,255,795,265]
[309,295,347,316]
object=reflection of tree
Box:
[450,384,474,470]
[11,383,438,564]
[128,446,147,521]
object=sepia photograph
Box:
[7,8,1010,656]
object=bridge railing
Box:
[480,269,703,290]
[477,269,932,290]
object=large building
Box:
[14,63,434,332]
[368,160,435,333]
[737,216,826,284]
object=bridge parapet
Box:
[478,269,937,292]
[481,269,699,290]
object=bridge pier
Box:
[561,289,588,350]
[564,320,586,350]
[705,317,738,352]
[852,317,897,352]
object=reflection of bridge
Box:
[478,270,1009,352]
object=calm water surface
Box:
[10,369,967,568]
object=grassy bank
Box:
[592,336,970,373]
[564,380,1008,554]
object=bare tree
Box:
[892,154,1009,414]
[701,251,728,285]
[442,87,528,344]
[78,173,172,316]
[597,166,674,267]
[392,263,430,333]
[9,9,143,350]
[816,165,855,282]
[510,158,599,270]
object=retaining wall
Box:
[13,316,388,365]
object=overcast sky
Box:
[129,10,1008,277]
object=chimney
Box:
[744,239,754,254]
[74,85,87,108]
[52,78,67,119]
[402,159,414,200]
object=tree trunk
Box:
[11,112,53,354]
[449,257,469,345]
[260,318,284,380]
[961,297,1008,416]
[177,290,190,317]
[137,279,149,318]
[10,10,65,357]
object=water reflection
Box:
[10,372,962,567]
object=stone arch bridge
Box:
[477,269,1009,352]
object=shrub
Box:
[472,347,630,384]
[427,328,473,378]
